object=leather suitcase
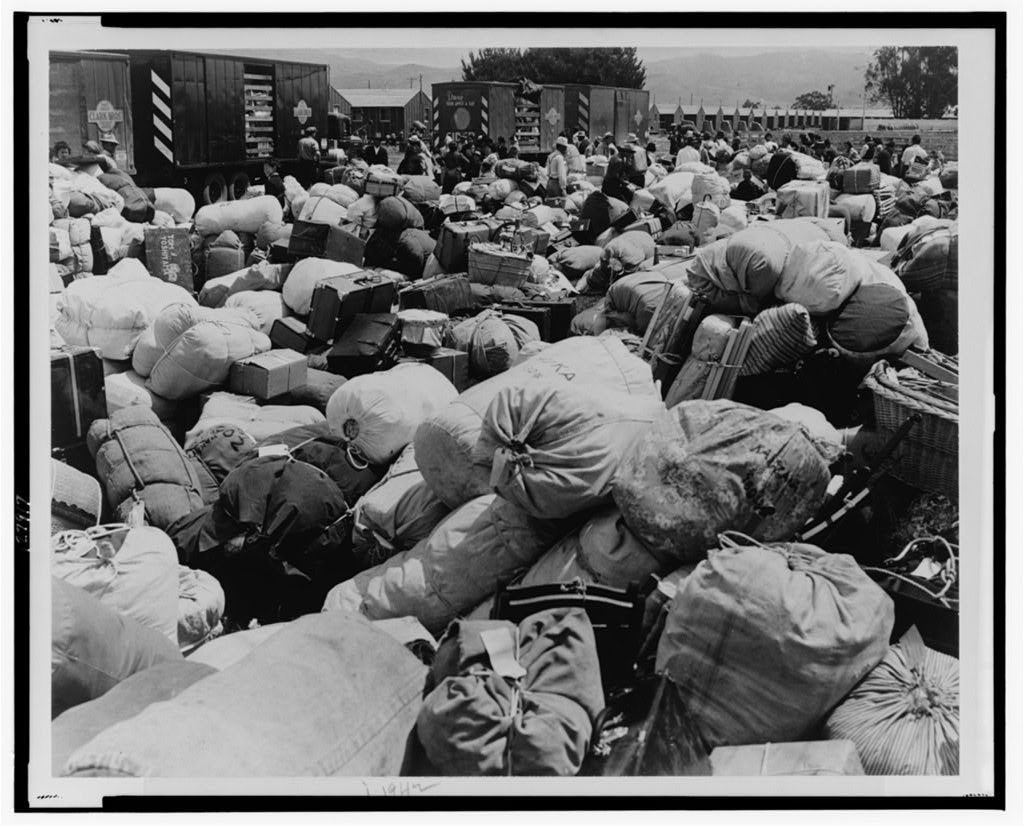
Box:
[398,273,474,315]
[268,238,296,265]
[434,221,497,273]
[497,298,575,342]
[326,313,401,378]
[364,170,403,198]
[307,272,397,343]
[51,345,106,448]
[287,221,331,260]
[495,303,551,342]
[512,226,552,256]
[323,225,366,266]
[270,317,319,354]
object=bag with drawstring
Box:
[51,523,180,643]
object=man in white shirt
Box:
[675,137,701,167]
[901,134,929,171]
[546,135,569,197]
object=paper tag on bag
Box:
[258,444,289,458]
[480,627,527,680]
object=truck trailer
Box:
[126,51,330,203]
[432,81,650,158]
[50,51,137,174]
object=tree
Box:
[864,47,957,118]
[461,48,526,82]
[742,98,761,109]
[461,47,646,88]
[792,90,834,111]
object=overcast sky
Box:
[344,45,869,67]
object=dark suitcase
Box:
[434,220,497,273]
[398,273,474,314]
[51,345,106,449]
[270,317,319,354]
[611,208,641,233]
[499,297,578,343]
[268,238,296,264]
[492,579,646,692]
[512,226,552,256]
[307,272,398,343]
[326,313,401,378]
[324,225,366,266]
[89,225,111,275]
[287,220,332,260]
[397,346,471,392]
[766,153,798,191]
[495,303,551,342]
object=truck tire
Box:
[202,172,229,205]
[228,171,251,201]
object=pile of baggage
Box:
[47,146,960,779]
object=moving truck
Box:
[432,81,650,158]
[49,50,331,204]
[50,51,137,174]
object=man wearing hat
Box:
[365,134,389,167]
[599,131,618,159]
[98,131,121,169]
[625,132,648,178]
[546,135,570,198]
[297,125,321,187]
[575,131,592,158]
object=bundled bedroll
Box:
[375,196,425,234]
[326,362,458,465]
[59,612,427,777]
[204,230,247,280]
[224,290,290,335]
[322,494,565,635]
[414,335,658,510]
[98,171,155,224]
[184,423,258,503]
[612,400,836,563]
[152,188,195,223]
[166,454,354,622]
[448,309,541,379]
[824,627,959,775]
[55,259,197,360]
[87,407,207,530]
[51,577,182,719]
[594,269,679,335]
[51,524,180,644]
[194,195,284,237]
[131,303,270,400]
[417,608,604,776]
[475,380,665,520]
[687,218,848,315]
[198,261,291,308]
[50,217,94,275]
[655,536,893,749]
[352,443,451,565]
[517,504,667,589]
[185,392,325,446]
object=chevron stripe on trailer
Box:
[577,91,589,134]
[151,69,174,163]
[480,93,489,135]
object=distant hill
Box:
[208,47,883,113]
[207,48,460,94]
[643,48,879,112]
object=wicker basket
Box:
[50,458,103,534]
[467,242,533,288]
[863,360,958,497]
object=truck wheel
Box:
[228,171,251,201]
[202,172,228,205]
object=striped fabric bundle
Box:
[741,303,818,376]
[825,627,959,775]
[874,184,897,219]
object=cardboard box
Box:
[144,226,193,290]
[51,345,106,448]
[229,349,308,400]
[710,741,864,776]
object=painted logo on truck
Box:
[294,100,312,124]
[87,100,124,132]
[438,89,482,135]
